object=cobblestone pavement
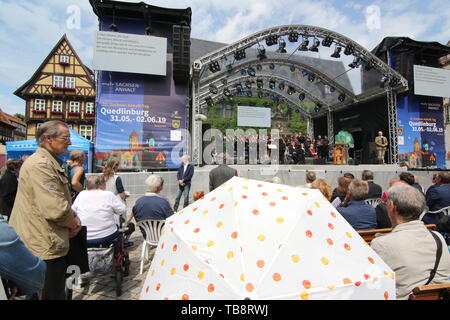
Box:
[71,232,151,300]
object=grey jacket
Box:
[209,164,237,191]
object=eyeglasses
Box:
[55,136,71,141]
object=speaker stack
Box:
[172,25,191,84]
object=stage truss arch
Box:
[191,24,409,166]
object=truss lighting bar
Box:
[234,49,246,60]
[344,44,354,56]
[309,38,320,52]
[321,36,333,47]
[288,31,299,42]
[265,35,279,46]
[331,46,342,58]
[208,61,221,73]
[299,37,309,51]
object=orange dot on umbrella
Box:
[211,197,216,201]
[262,192,268,196]
[354,281,361,287]
[328,223,334,230]
[343,278,352,284]
[194,228,200,233]
[368,257,375,264]
[273,273,281,282]
[330,212,337,218]
[146,286,149,293]
[282,196,288,200]
[231,232,238,239]
[161,243,165,249]
[252,209,260,215]
[183,264,189,271]
[246,283,254,292]
[344,243,351,251]
[182,294,189,300]
[173,244,177,251]
[364,274,371,280]
[269,201,276,206]
[303,280,311,289]
[307,210,313,216]
[302,193,308,196]
[258,184,264,187]
[384,291,389,300]
[242,195,248,199]
[184,220,190,224]
[257,260,265,268]
[169,221,174,224]
[192,207,198,212]
[305,230,313,238]
[219,204,225,209]
[208,284,215,293]
[156,283,161,291]
[326,238,334,245]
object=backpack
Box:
[63,164,77,200]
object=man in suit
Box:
[424,172,450,224]
[209,153,238,191]
[173,154,194,212]
[0,159,23,221]
[375,131,388,164]
[361,169,382,199]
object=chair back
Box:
[0,276,7,300]
[137,219,166,247]
[364,198,381,208]
[408,283,450,300]
[420,206,450,221]
[358,224,436,245]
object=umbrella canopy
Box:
[140,177,395,300]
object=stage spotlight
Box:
[290,65,296,72]
[209,61,221,73]
[109,23,118,32]
[241,69,248,76]
[258,91,264,99]
[380,75,389,88]
[265,35,279,46]
[287,86,296,95]
[278,82,285,91]
[331,46,342,58]
[269,79,276,90]
[299,36,309,51]
[344,44,354,56]
[302,70,309,77]
[269,63,276,70]
[298,93,305,101]
[338,94,346,102]
[209,84,219,94]
[308,74,316,82]
[205,97,214,107]
[309,38,320,52]
[257,79,264,89]
[329,87,336,93]
[234,49,246,60]
[389,77,400,87]
[245,80,252,89]
[223,87,232,97]
[257,45,267,60]
[288,31,299,42]
[247,66,256,76]
[277,39,287,53]
[314,104,322,113]
[348,56,362,68]
[256,64,262,71]
[222,79,228,85]
[236,83,244,93]
[322,36,333,47]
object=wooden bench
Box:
[408,283,450,300]
[357,224,436,245]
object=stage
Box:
[114,164,437,213]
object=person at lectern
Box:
[375,131,388,164]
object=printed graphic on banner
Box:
[396,95,445,168]
[94,17,188,171]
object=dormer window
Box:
[60,55,70,65]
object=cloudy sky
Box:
[0,0,449,115]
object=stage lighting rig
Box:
[257,45,267,60]
[209,84,219,94]
[338,94,346,102]
[299,36,309,51]
[331,46,342,58]
[205,97,214,107]
[245,80,252,89]
[389,77,401,87]
[277,39,287,53]
[257,79,264,89]
[308,74,316,82]
[322,36,334,47]
[298,93,305,101]
[223,87,232,97]
[302,70,309,77]
[265,35,279,46]
[269,63,276,70]
[329,87,336,93]
[240,69,248,76]
[348,56,362,69]
[236,83,244,93]
[278,82,286,91]
[209,61,221,73]
[309,38,320,52]
[344,44,354,56]
[380,75,389,88]
[314,104,322,113]
[290,65,296,72]
[287,86,296,95]
[234,49,246,60]
[288,31,299,42]
[269,79,276,90]
[247,67,256,76]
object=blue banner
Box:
[94,17,188,171]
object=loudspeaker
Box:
[173,25,191,83]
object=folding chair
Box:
[419,206,450,222]
[408,283,450,300]
[0,276,7,300]
[364,198,381,208]
[136,219,165,274]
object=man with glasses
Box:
[10,120,81,300]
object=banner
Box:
[94,17,189,171]
[396,94,446,168]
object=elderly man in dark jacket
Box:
[209,153,238,191]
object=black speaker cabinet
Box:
[173,25,191,83]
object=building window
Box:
[53,75,64,88]
[69,101,80,113]
[60,55,70,64]
[52,100,63,113]
[34,99,46,111]
[65,77,76,89]
[80,125,93,141]
[86,102,95,114]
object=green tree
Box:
[13,113,25,121]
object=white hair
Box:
[145,175,164,193]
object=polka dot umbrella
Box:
[140,177,395,300]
